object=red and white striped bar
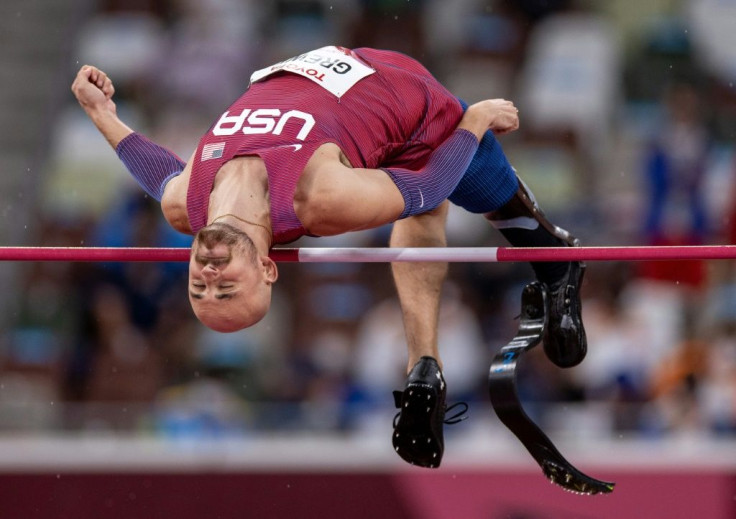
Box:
[0,247,191,263]
[277,245,736,262]
[1,245,736,263]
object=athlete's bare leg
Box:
[389,201,449,374]
[390,201,466,468]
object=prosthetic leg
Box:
[447,126,595,487]
[485,178,587,368]
[489,282,615,494]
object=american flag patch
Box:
[201,142,225,161]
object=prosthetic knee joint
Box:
[484,177,578,248]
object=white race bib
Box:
[250,46,375,98]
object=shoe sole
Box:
[392,382,443,468]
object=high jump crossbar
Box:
[0,245,734,263]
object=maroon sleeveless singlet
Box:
[187,46,463,244]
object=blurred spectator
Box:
[265,0,347,62]
[568,264,651,432]
[154,376,248,439]
[647,311,709,436]
[516,9,622,166]
[687,0,736,87]
[0,261,72,431]
[432,1,525,120]
[81,283,164,430]
[686,0,736,150]
[638,82,712,288]
[151,0,261,115]
[700,322,736,435]
[74,10,168,97]
[643,82,711,244]
[350,0,429,62]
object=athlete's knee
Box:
[421,200,449,218]
[390,201,448,247]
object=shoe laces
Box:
[392,399,469,427]
[443,401,469,425]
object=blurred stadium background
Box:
[0,0,735,517]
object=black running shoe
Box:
[392,356,468,468]
[543,261,587,368]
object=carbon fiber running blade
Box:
[489,282,615,495]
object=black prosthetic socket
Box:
[496,226,569,286]
[485,180,576,287]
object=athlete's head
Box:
[188,222,278,332]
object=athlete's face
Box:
[188,223,276,332]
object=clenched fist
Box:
[71,65,117,116]
[70,65,133,148]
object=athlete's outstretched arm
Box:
[71,65,186,202]
[389,202,449,374]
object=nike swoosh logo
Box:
[418,189,424,208]
[287,144,302,152]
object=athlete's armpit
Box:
[295,150,405,236]
[161,151,196,234]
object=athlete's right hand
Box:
[71,65,134,149]
[459,99,520,139]
[71,65,117,116]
